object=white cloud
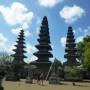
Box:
[26,44,37,54]
[7,42,16,54]
[24,55,37,63]
[35,17,41,34]
[36,27,40,34]
[7,42,37,55]
[60,37,66,47]
[11,28,20,35]
[75,26,90,43]
[76,36,84,43]
[73,30,76,34]
[0,2,34,36]
[25,44,37,63]
[29,55,37,62]
[84,26,90,36]
[51,45,54,49]
[11,27,31,37]
[38,0,63,8]
[50,57,54,62]
[0,2,34,25]
[74,27,90,36]
[25,30,31,37]
[7,42,36,55]
[59,5,85,24]
[0,33,12,54]
[0,33,7,47]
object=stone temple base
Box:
[6,72,20,81]
[49,73,60,84]
[30,61,52,79]
[64,66,83,81]
[26,77,33,83]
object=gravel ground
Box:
[2,79,90,90]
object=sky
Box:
[0,0,90,63]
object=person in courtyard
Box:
[37,72,41,85]
[40,72,44,85]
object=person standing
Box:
[37,72,41,85]
[40,72,44,85]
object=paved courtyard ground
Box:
[3,79,90,90]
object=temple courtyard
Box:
[3,79,90,90]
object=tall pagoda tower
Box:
[31,16,53,75]
[12,29,27,80]
[64,26,78,66]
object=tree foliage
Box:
[0,51,13,66]
[66,66,80,77]
[83,42,90,71]
[77,42,84,63]
[77,35,90,71]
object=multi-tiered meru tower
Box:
[64,26,78,66]
[12,29,27,80]
[31,16,53,75]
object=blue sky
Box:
[0,0,90,63]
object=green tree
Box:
[77,35,90,71]
[0,52,13,66]
[77,42,84,63]
[83,42,90,71]
[67,66,79,77]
